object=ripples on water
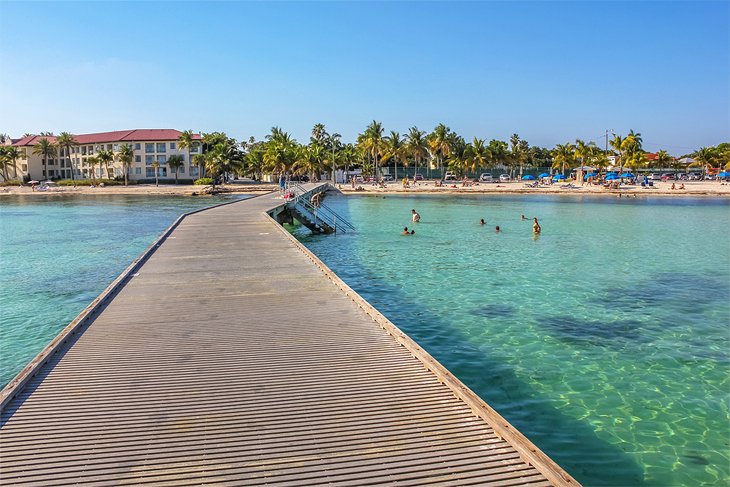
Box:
[296,194,730,487]
[0,194,248,389]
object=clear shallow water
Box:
[0,194,249,388]
[295,194,730,487]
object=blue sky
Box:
[1,1,728,154]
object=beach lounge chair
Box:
[524,181,539,188]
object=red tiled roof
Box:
[13,130,201,147]
[645,153,659,161]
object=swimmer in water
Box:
[521,214,527,220]
[533,217,541,234]
[402,227,410,235]
[495,226,501,233]
[480,218,486,225]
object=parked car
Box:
[414,173,424,181]
[661,173,676,181]
[354,175,364,183]
[687,173,700,180]
[382,174,394,182]
[479,173,494,182]
[676,173,689,180]
[499,174,511,182]
[444,172,458,181]
[649,173,662,181]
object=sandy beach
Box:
[2,179,729,197]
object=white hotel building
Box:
[12,129,202,182]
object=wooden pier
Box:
[0,184,579,486]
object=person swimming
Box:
[533,217,541,234]
[402,227,410,235]
[480,218,486,225]
[411,209,421,223]
[521,214,526,220]
[410,230,415,235]
[495,226,501,233]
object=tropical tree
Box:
[0,147,10,180]
[167,154,185,184]
[56,132,79,187]
[382,131,408,180]
[151,160,160,186]
[87,156,99,183]
[692,147,718,176]
[551,143,576,175]
[446,136,469,176]
[574,139,597,169]
[467,138,491,174]
[96,149,114,179]
[178,129,197,153]
[406,127,428,178]
[264,127,298,178]
[243,140,265,180]
[192,153,206,179]
[509,134,530,178]
[624,151,647,174]
[0,146,22,180]
[294,144,325,180]
[488,139,510,171]
[429,123,453,177]
[655,150,672,170]
[610,134,625,169]
[358,121,386,178]
[206,135,244,188]
[33,137,56,180]
[118,144,134,186]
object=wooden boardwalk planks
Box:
[0,185,579,486]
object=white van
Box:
[479,173,493,182]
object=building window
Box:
[179,154,186,162]
[179,166,185,174]
[113,144,120,151]
[157,155,166,164]
[156,143,166,153]
[145,143,154,153]
[160,168,167,177]
[135,155,141,163]
[135,143,141,150]
[170,142,176,150]
[145,155,155,165]
[81,146,87,155]
[190,143,200,153]
[190,166,199,177]
[146,168,155,178]
[135,167,141,175]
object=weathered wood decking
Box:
[0,184,579,486]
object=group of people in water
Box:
[403,209,541,235]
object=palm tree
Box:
[551,143,576,176]
[192,153,206,179]
[310,123,328,146]
[294,144,325,181]
[468,138,491,174]
[96,149,114,179]
[1,146,22,180]
[509,134,529,178]
[574,139,596,169]
[488,139,510,170]
[406,127,428,179]
[430,123,452,178]
[382,131,408,180]
[178,129,197,152]
[167,154,185,184]
[206,136,244,188]
[610,134,625,170]
[87,156,99,183]
[359,121,385,178]
[0,147,9,181]
[118,144,134,186]
[692,147,718,176]
[655,150,672,171]
[33,137,56,180]
[264,127,298,180]
[151,160,160,186]
[56,132,78,186]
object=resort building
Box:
[11,129,202,182]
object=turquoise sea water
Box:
[294,194,730,487]
[1,193,728,486]
[0,194,248,389]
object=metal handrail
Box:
[284,181,355,233]
[315,202,356,231]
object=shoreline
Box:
[2,180,729,198]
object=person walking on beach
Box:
[411,209,421,223]
[533,217,541,234]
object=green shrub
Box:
[56,179,124,186]
[194,178,214,185]
[0,179,22,186]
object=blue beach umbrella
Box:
[586,172,598,177]
[606,174,618,180]
[719,172,730,177]
[606,171,617,176]
[620,172,635,178]
[522,175,536,180]
[553,174,566,180]
[538,173,550,178]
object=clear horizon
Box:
[1,1,728,155]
